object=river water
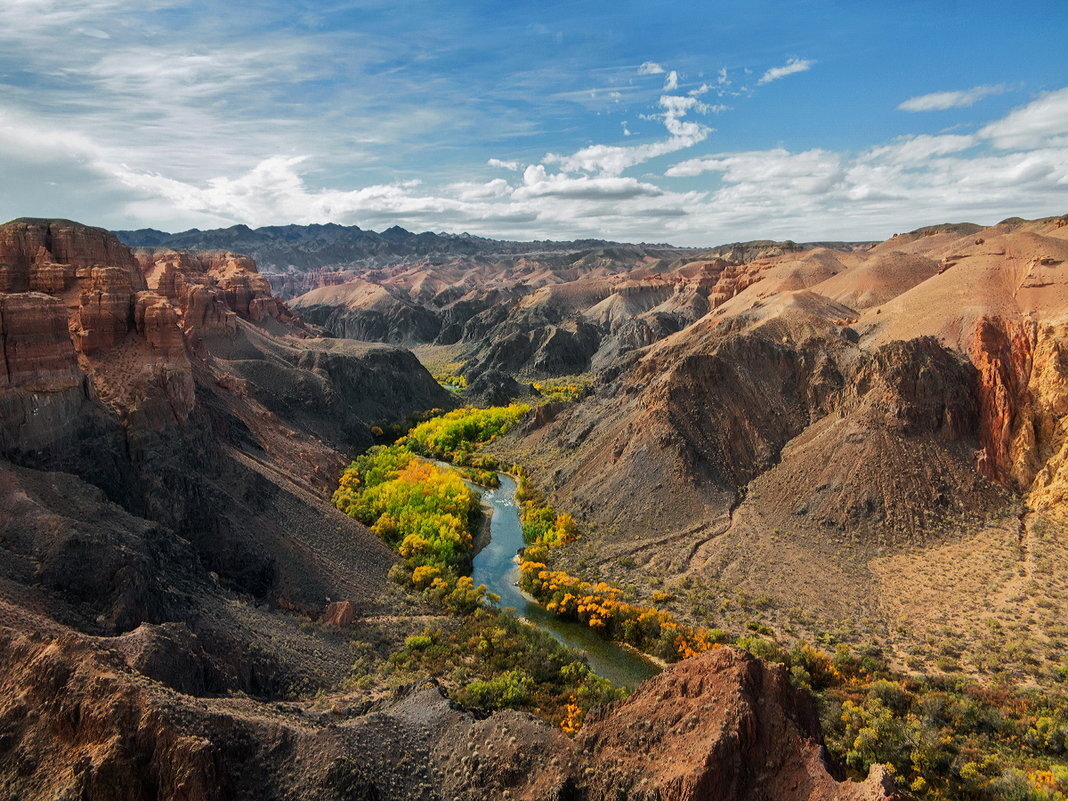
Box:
[470,473,660,688]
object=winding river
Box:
[470,473,660,688]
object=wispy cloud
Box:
[757,57,814,85]
[980,87,1068,149]
[542,93,712,175]
[898,84,1007,112]
[663,70,679,91]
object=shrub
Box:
[457,669,535,709]
[405,634,433,650]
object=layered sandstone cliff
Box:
[0,292,87,450]
[0,217,451,666]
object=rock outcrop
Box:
[574,647,895,801]
[134,247,297,338]
[75,266,135,353]
[134,292,186,358]
[971,316,1068,509]
[1,218,143,291]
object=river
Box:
[470,473,660,688]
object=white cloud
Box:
[542,93,711,176]
[980,87,1068,149]
[663,70,679,91]
[515,166,663,200]
[3,5,1068,250]
[449,178,512,201]
[757,58,814,85]
[863,133,978,165]
[659,95,1068,241]
[0,0,152,28]
[9,82,1068,245]
[898,84,1007,112]
[667,148,844,196]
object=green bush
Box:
[405,634,433,650]
[457,669,535,709]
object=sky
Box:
[1,0,1067,245]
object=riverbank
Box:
[469,473,660,688]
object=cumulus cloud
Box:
[638,61,665,75]
[449,178,512,201]
[898,84,1007,112]
[667,148,845,196]
[515,166,663,200]
[111,155,468,225]
[663,70,679,91]
[660,90,1068,241]
[488,158,521,170]
[757,58,813,85]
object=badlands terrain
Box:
[0,218,896,800]
[1,213,1066,800]
[277,214,1068,682]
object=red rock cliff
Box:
[0,218,144,292]
[971,315,1068,509]
[0,292,87,449]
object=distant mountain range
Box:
[116,222,871,298]
[116,223,640,272]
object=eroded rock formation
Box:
[574,648,894,801]
[0,618,893,801]
[0,217,452,702]
[971,316,1068,509]
[0,292,87,450]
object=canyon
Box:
[0,218,892,800]
[275,214,1068,681]
[4,211,1067,799]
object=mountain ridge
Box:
[110,220,871,299]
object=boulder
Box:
[321,600,356,627]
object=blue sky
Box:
[1,0,1066,244]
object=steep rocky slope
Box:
[0,218,452,677]
[495,215,1068,675]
